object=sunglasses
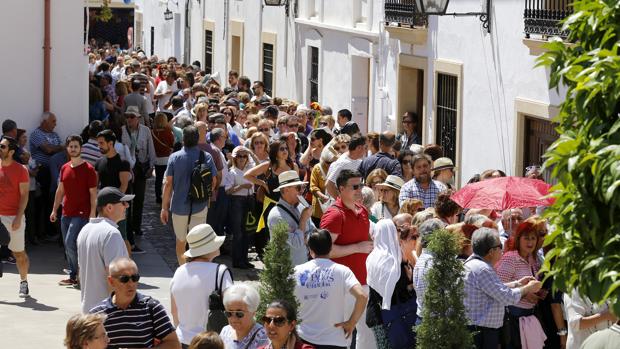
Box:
[318,122,328,127]
[253,141,266,145]
[113,274,140,283]
[262,316,288,327]
[279,147,288,152]
[349,184,362,190]
[336,145,348,151]
[224,311,246,319]
[259,128,270,132]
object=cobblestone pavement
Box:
[138,177,263,281]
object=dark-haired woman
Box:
[257,300,315,349]
[244,140,299,259]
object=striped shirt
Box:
[81,139,102,166]
[29,127,62,167]
[495,250,540,309]
[90,292,176,349]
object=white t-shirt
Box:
[170,262,233,345]
[155,80,179,111]
[226,167,254,197]
[326,153,362,185]
[370,202,394,221]
[77,217,128,314]
[294,258,359,347]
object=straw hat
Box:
[432,157,456,171]
[376,175,405,191]
[184,224,225,258]
[273,170,307,192]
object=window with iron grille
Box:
[204,30,213,75]
[435,73,458,163]
[309,46,319,103]
[262,43,274,96]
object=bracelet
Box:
[556,328,567,336]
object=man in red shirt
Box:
[50,135,98,287]
[321,169,375,349]
[0,136,31,297]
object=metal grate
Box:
[263,43,274,96]
[384,0,428,27]
[436,73,458,163]
[204,30,213,75]
[524,0,572,39]
[310,46,319,103]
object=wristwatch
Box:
[556,328,567,336]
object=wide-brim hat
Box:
[432,157,456,171]
[274,170,307,192]
[376,175,405,192]
[184,224,225,258]
[124,105,140,117]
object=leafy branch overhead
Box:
[96,0,113,22]
[536,0,620,315]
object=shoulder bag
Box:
[206,263,233,333]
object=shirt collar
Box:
[89,217,119,228]
[278,199,298,212]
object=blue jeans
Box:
[61,216,88,280]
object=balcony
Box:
[524,0,572,40]
[384,0,428,45]
[385,0,427,28]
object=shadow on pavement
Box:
[0,297,59,311]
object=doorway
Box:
[397,65,424,138]
[351,56,370,134]
[523,116,558,182]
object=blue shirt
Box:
[165,146,218,215]
[267,199,315,266]
[463,254,522,328]
[399,178,447,208]
[29,127,62,167]
[413,249,434,317]
[358,152,403,178]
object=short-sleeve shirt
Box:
[398,178,447,208]
[198,142,224,171]
[220,323,269,349]
[170,262,233,345]
[95,153,131,189]
[320,197,370,285]
[77,217,129,313]
[294,258,360,347]
[90,292,176,349]
[59,161,98,218]
[81,139,102,166]
[165,146,218,215]
[0,161,29,216]
[29,127,62,167]
[325,153,362,185]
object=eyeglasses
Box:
[223,111,233,116]
[349,184,362,190]
[224,311,246,319]
[293,185,303,192]
[113,274,140,283]
[259,128,270,132]
[262,316,288,327]
[279,147,288,152]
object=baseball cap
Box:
[97,187,135,207]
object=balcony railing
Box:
[524,0,572,39]
[385,0,428,28]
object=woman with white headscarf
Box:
[365,218,419,349]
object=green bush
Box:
[256,221,299,320]
[536,0,620,315]
[417,229,472,349]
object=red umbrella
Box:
[451,176,554,210]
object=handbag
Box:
[380,296,418,349]
[206,264,233,333]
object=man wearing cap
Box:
[431,157,456,189]
[121,106,155,241]
[90,257,180,348]
[0,136,31,297]
[358,131,403,179]
[77,187,133,313]
[267,170,315,266]
[161,126,218,266]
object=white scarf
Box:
[366,219,402,310]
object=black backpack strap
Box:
[276,203,300,226]
[215,264,232,292]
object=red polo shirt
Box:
[320,197,370,285]
[60,161,98,218]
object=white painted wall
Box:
[0,0,87,141]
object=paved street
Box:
[0,178,263,348]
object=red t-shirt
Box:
[0,161,29,216]
[320,197,370,285]
[60,161,98,218]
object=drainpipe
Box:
[43,0,51,112]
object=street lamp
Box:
[263,0,290,16]
[164,5,173,20]
[415,0,491,33]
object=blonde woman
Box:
[64,313,109,349]
[370,175,404,220]
[192,103,209,122]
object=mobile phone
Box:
[297,195,310,209]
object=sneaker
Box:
[2,256,16,264]
[58,278,78,286]
[131,245,146,254]
[19,281,29,298]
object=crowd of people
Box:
[0,47,618,349]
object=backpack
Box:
[188,151,213,203]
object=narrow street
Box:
[0,178,262,348]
